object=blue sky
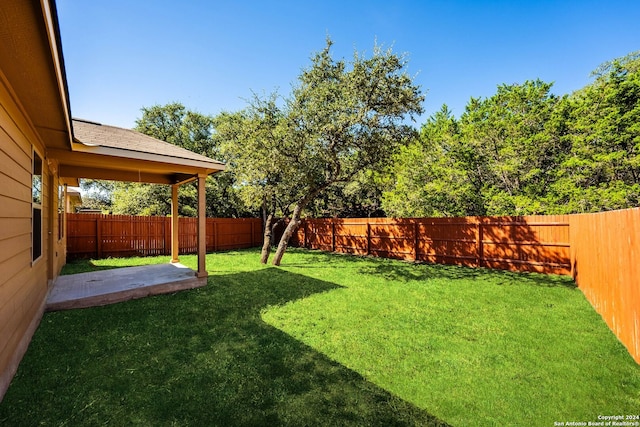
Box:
[57,0,640,130]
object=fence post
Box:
[332,219,336,252]
[367,222,371,255]
[303,220,308,249]
[96,215,102,259]
[213,220,218,252]
[414,220,419,262]
[476,219,484,267]
[164,218,171,256]
[147,217,151,255]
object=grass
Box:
[1,248,638,426]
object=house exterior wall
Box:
[0,70,57,400]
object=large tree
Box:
[219,39,424,265]
[216,94,297,263]
[274,39,423,264]
[385,51,640,216]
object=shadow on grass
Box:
[285,248,577,289]
[0,268,448,426]
[61,255,174,276]
[359,259,577,289]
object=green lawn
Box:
[1,248,638,426]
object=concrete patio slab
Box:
[46,263,207,311]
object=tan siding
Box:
[0,249,32,290]
[0,269,44,354]
[0,171,30,203]
[0,195,30,218]
[0,323,22,374]
[0,235,30,267]
[0,266,31,316]
[0,300,21,355]
[0,218,29,248]
[0,70,51,398]
[0,79,43,155]
[0,272,45,373]
[0,145,31,186]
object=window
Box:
[58,184,65,240]
[32,151,43,262]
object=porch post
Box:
[196,174,208,278]
[171,184,180,263]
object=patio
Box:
[46,263,207,311]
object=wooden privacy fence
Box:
[66,214,262,259]
[569,208,639,364]
[291,216,571,275]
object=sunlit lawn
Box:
[0,248,638,426]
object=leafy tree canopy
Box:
[384,50,640,216]
[217,38,424,264]
[107,102,252,217]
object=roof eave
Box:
[69,141,226,172]
[42,0,74,149]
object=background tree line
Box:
[80,49,639,221]
[385,51,640,216]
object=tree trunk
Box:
[260,213,274,264]
[272,203,303,266]
[272,185,329,266]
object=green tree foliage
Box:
[78,179,115,212]
[385,80,565,216]
[216,94,298,262]
[306,170,387,218]
[219,38,424,264]
[135,103,219,158]
[384,51,640,216]
[111,182,196,216]
[216,94,295,216]
[110,103,251,217]
[383,105,481,217]
[268,39,423,264]
[457,79,564,215]
[548,51,640,212]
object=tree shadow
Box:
[60,257,169,275]
[0,268,449,426]
[290,216,575,286]
[284,245,575,289]
[356,256,577,289]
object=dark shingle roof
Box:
[72,118,224,166]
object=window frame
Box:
[58,184,65,241]
[32,149,43,263]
